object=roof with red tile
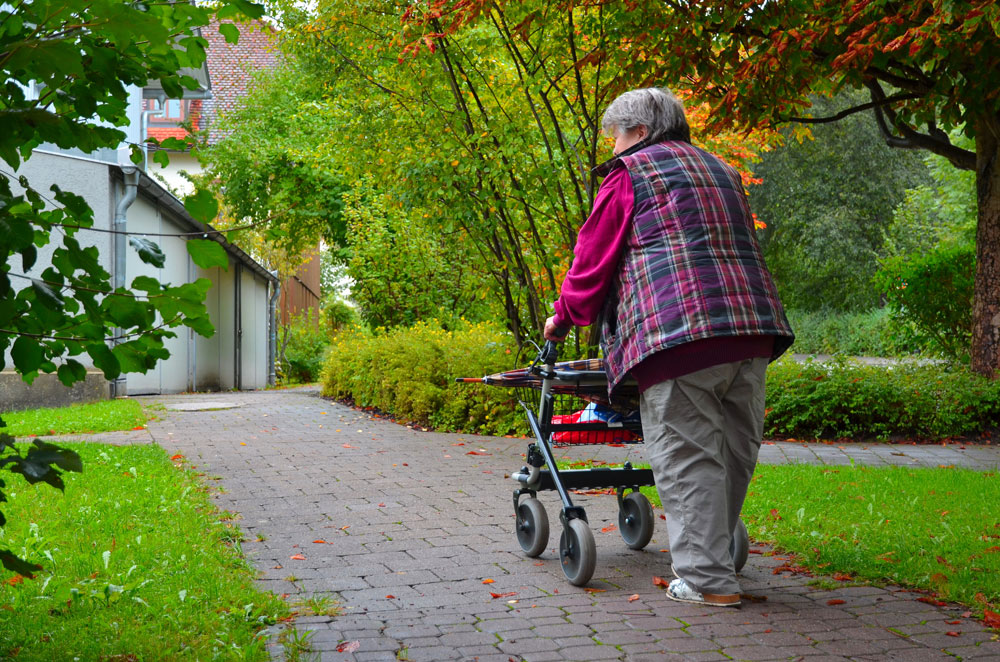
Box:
[200,19,281,144]
[145,19,280,146]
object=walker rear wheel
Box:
[559,518,596,586]
[618,491,655,550]
[516,497,549,558]
[731,518,749,572]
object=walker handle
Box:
[539,340,560,366]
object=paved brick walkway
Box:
[137,387,1000,662]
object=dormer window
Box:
[146,98,187,123]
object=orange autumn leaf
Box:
[584,588,606,593]
[983,609,1000,628]
[385,594,395,599]
[945,631,961,637]
[827,599,846,606]
[312,540,328,544]
[490,591,517,599]
[482,579,495,584]
[600,524,618,533]
[652,576,669,588]
[290,554,306,560]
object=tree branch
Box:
[867,81,975,171]
[787,91,922,124]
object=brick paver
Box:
[135,387,1000,661]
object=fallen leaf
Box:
[916,596,947,607]
[827,599,846,606]
[945,631,961,637]
[628,594,640,602]
[482,579,495,584]
[378,503,386,507]
[312,540,328,544]
[600,524,618,533]
[946,620,961,625]
[342,443,355,448]
[490,592,517,599]
[652,576,669,588]
[170,454,185,461]
[768,508,782,521]
[290,554,306,560]
[385,595,395,599]
[983,609,1000,628]
[832,573,852,581]
[763,628,772,633]
[961,610,973,618]
[583,588,606,593]
[974,592,989,605]
[466,451,489,456]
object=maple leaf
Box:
[652,576,669,588]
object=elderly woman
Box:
[544,88,793,608]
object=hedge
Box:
[321,322,1000,442]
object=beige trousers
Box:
[639,357,768,595]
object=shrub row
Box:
[321,320,527,435]
[764,356,1000,440]
[320,321,1000,441]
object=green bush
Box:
[765,356,1000,440]
[786,308,922,357]
[322,296,358,332]
[874,239,975,362]
[320,319,528,435]
[279,310,329,384]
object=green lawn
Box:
[0,443,289,661]
[634,463,1000,617]
[0,399,148,437]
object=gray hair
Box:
[601,87,690,143]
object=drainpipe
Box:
[234,262,242,390]
[140,96,165,170]
[110,163,141,398]
[268,272,280,387]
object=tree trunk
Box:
[970,117,1000,378]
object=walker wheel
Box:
[516,497,549,558]
[559,518,596,586]
[731,517,750,572]
[618,491,655,550]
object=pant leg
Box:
[640,362,740,595]
[719,357,768,536]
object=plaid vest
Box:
[601,141,794,391]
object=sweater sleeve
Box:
[552,166,634,329]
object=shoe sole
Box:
[666,590,741,608]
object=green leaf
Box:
[219,22,240,44]
[129,237,166,268]
[87,343,121,380]
[186,239,229,270]
[152,150,170,168]
[21,244,37,272]
[56,360,88,387]
[0,550,43,579]
[11,336,43,374]
[183,314,215,337]
[184,188,219,223]
[26,440,84,474]
[31,278,64,309]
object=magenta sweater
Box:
[552,168,773,392]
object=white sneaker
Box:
[666,578,741,608]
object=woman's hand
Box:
[543,316,570,342]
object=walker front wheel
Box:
[731,517,749,572]
[618,491,655,550]
[559,518,596,586]
[516,497,549,558]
